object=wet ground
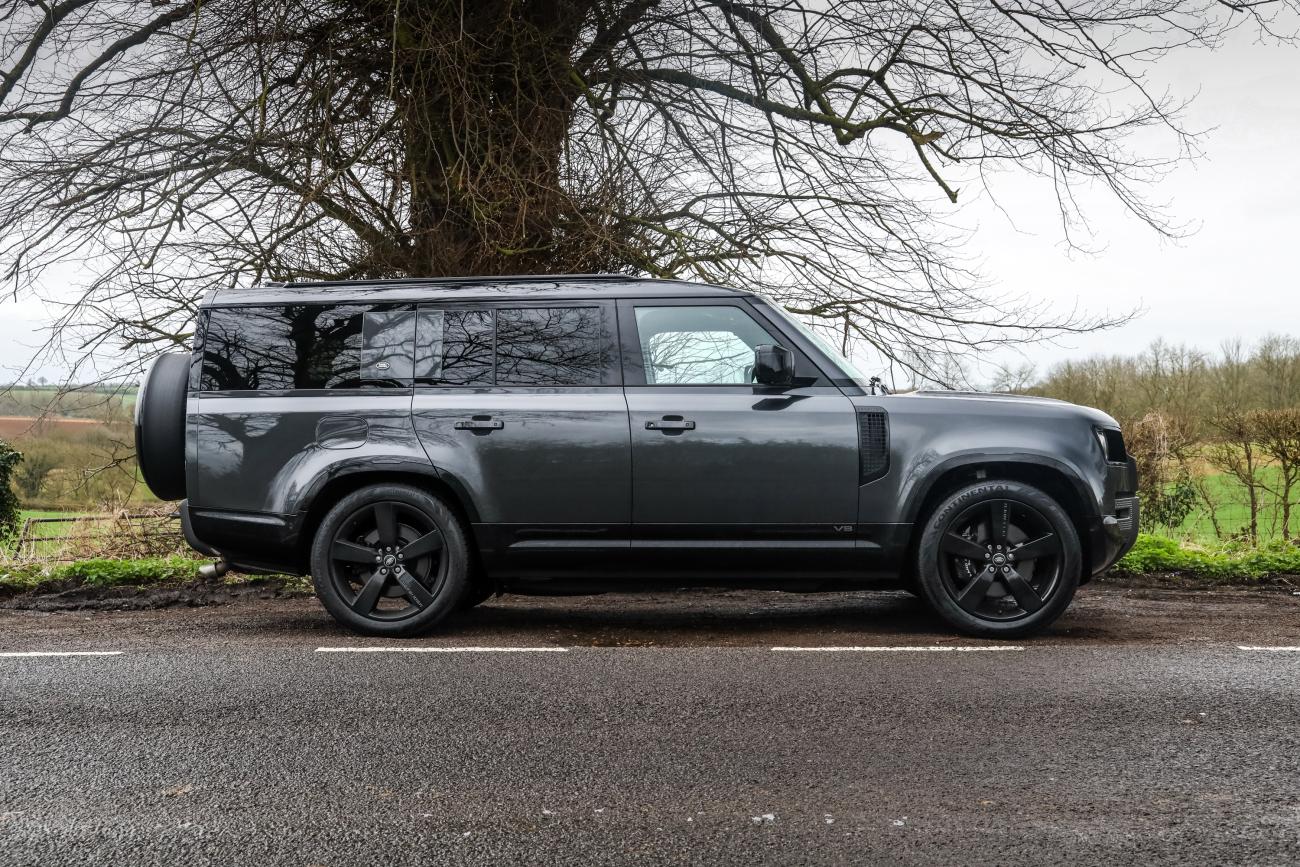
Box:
[1,585,1298,865]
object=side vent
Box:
[857,408,890,484]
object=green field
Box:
[1168,467,1294,544]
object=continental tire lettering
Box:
[932,483,1015,529]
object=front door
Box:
[619,299,861,570]
[410,300,630,572]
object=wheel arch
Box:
[901,456,1099,582]
[294,467,480,574]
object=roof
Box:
[202,274,749,307]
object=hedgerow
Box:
[1114,533,1300,581]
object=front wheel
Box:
[915,480,1081,639]
[310,484,469,637]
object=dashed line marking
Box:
[315,646,569,654]
[771,645,1024,653]
[0,651,124,658]
[1237,645,1300,652]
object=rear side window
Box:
[198,304,414,391]
[415,306,607,386]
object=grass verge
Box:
[0,556,308,598]
[1114,533,1300,582]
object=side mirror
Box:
[753,344,794,386]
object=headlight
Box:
[1095,428,1109,460]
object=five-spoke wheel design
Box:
[938,499,1062,621]
[327,500,446,621]
[310,484,469,636]
[916,480,1081,638]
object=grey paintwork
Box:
[179,275,1138,581]
[855,391,1118,526]
[625,386,859,526]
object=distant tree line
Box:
[1025,336,1300,544]
[1026,336,1300,429]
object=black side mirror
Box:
[753,344,794,386]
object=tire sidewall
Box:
[310,484,469,637]
[916,480,1081,639]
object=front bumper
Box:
[1087,456,1140,576]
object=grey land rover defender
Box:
[134,275,1139,638]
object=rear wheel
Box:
[310,484,469,637]
[915,480,1081,638]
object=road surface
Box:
[1,585,1298,865]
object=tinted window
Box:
[415,309,494,385]
[497,307,604,386]
[415,306,606,386]
[634,305,777,385]
[199,304,413,391]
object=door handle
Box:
[455,417,504,431]
[646,418,695,431]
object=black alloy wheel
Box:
[938,498,1063,621]
[328,501,446,621]
[916,480,1081,638]
[310,484,468,636]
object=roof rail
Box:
[254,273,650,289]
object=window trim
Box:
[616,297,827,389]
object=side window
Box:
[414,306,607,386]
[415,309,494,385]
[198,304,413,391]
[361,309,416,385]
[497,307,604,386]
[633,305,777,385]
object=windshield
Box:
[759,300,873,388]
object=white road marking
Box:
[0,651,124,657]
[315,646,568,653]
[771,645,1024,653]
[1237,645,1300,652]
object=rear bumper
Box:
[179,499,306,575]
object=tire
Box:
[310,484,470,637]
[915,479,1081,639]
[134,353,189,501]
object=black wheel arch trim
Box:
[901,450,1101,527]
[291,458,483,526]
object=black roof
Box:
[202,274,748,306]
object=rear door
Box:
[410,300,630,570]
[620,298,861,569]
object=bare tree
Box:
[1252,408,1300,541]
[0,0,1295,383]
[1208,412,1266,544]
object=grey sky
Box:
[1,23,1296,385]
[955,27,1300,379]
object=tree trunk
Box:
[379,0,593,277]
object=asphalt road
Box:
[2,586,1299,866]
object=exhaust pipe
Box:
[198,559,230,581]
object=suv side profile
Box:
[135,276,1139,638]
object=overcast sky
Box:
[954,25,1300,380]
[0,22,1296,385]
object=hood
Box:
[902,390,1120,428]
